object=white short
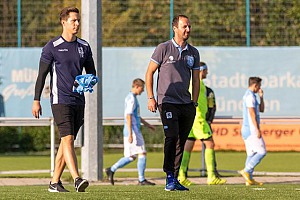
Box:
[123,132,146,157]
[244,134,266,156]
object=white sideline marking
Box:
[1,169,300,176]
[252,188,266,190]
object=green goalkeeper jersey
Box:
[188,80,212,139]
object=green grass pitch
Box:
[0,184,299,200]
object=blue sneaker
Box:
[174,179,189,191]
[165,174,175,191]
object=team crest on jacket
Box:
[166,112,172,119]
[78,47,84,58]
[186,55,194,68]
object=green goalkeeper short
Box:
[188,119,212,140]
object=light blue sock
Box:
[137,155,146,182]
[245,155,254,179]
[245,153,266,175]
[111,157,133,172]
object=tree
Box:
[1,0,300,47]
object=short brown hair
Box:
[172,14,189,28]
[200,61,206,67]
[248,77,262,87]
[60,7,79,21]
[132,78,145,88]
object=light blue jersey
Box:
[123,92,141,137]
[241,89,260,140]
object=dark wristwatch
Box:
[193,102,198,107]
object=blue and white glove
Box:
[73,74,99,95]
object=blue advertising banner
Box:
[0,48,52,117]
[0,47,299,118]
[199,47,300,117]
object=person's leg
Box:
[52,104,88,192]
[49,104,88,192]
[159,103,178,176]
[204,138,226,185]
[111,156,135,172]
[50,135,84,192]
[242,152,265,186]
[244,153,266,174]
[159,103,180,191]
[106,156,135,185]
[72,105,90,192]
[60,135,80,180]
[137,153,146,182]
[178,139,195,186]
[240,139,255,183]
[203,138,215,181]
[136,152,155,186]
[51,104,81,180]
[244,136,267,173]
[163,128,178,190]
[130,133,156,186]
[136,153,155,185]
[48,140,70,192]
[245,155,254,179]
[51,104,80,178]
[208,124,221,177]
[240,136,266,185]
[175,103,196,178]
[107,133,137,185]
[130,126,148,183]
[51,141,66,183]
[178,139,195,180]
[165,103,195,191]
[137,153,155,185]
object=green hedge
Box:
[0,127,20,152]
[0,125,164,153]
[0,126,58,153]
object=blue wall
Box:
[0,47,299,118]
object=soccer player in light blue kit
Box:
[105,78,156,186]
[239,77,266,186]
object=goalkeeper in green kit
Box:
[178,62,226,186]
